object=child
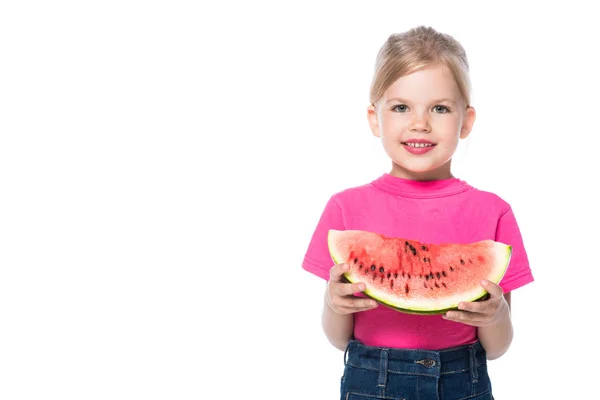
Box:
[301,26,534,400]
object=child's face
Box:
[367,63,475,180]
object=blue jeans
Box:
[341,340,493,400]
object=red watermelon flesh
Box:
[327,229,511,314]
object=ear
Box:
[460,106,476,139]
[367,104,381,138]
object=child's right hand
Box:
[325,263,379,314]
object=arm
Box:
[443,280,514,360]
[477,292,513,360]
[322,263,379,351]
[480,205,532,359]
[322,296,354,351]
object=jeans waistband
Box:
[344,340,486,379]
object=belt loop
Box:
[344,342,350,366]
[469,344,479,387]
[377,349,389,388]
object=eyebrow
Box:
[385,97,457,105]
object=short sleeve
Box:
[302,195,345,281]
[495,207,534,293]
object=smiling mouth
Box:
[401,142,436,148]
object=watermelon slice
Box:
[327,229,511,315]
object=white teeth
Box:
[405,142,433,148]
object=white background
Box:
[1,1,598,399]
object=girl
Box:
[301,26,534,400]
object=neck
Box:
[389,161,454,181]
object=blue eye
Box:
[392,105,408,112]
[433,105,450,113]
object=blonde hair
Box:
[369,26,472,108]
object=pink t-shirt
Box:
[302,173,534,350]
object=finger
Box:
[457,299,494,314]
[481,280,504,298]
[329,263,350,281]
[443,310,483,326]
[341,281,367,296]
[335,304,378,314]
[354,304,379,312]
[329,276,366,295]
[353,297,378,309]
[337,298,379,312]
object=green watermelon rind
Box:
[328,230,512,315]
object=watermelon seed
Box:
[421,245,428,251]
[430,287,434,291]
[394,273,398,278]
[449,266,454,271]
[436,272,441,279]
[442,271,447,277]
[423,257,429,263]
[380,276,384,284]
[402,272,405,278]
[390,280,394,289]
[429,272,434,280]
[387,272,391,279]
[359,264,363,269]
[442,282,447,288]
[406,242,417,255]
[460,259,465,265]
[425,275,430,281]
[371,265,376,271]
[405,284,409,294]
[354,258,358,264]
[379,266,385,273]
[408,274,411,279]
[423,282,427,288]
[435,282,440,288]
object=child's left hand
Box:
[442,280,508,327]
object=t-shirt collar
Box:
[371,173,472,198]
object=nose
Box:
[409,111,431,132]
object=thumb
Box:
[481,279,503,298]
